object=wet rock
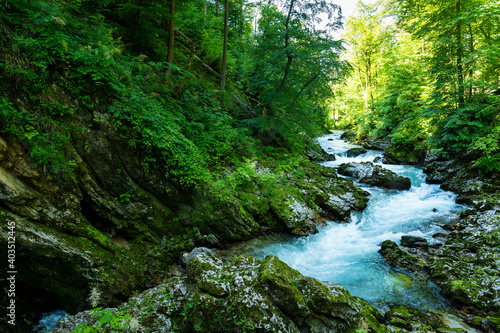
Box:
[383,144,426,165]
[363,138,390,150]
[204,234,219,246]
[384,305,461,332]
[340,130,356,142]
[346,147,367,157]
[338,162,411,190]
[379,240,421,272]
[306,141,336,162]
[401,235,428,249]
[0,137,7,161]
[54,250,386,333]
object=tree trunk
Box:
[367,57,373,104]
[290,73,319,107]
[468,23,474,99]
[456,0,465,107]
[277,0,296,92]
[221,0,229,90]
[166,0,175,76]
[204,0,207,16]
[240,0,244,36]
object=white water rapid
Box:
[222,131,478,330]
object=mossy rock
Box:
[258,255,310,320]
[383,144,426,165]
[346,147,368,157]
[54,249,388,333]
[384,305,448,332]
[379,240,420,272]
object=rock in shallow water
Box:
[346,147,368,157]
[338,161,411,190]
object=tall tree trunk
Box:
[204,0,207,16]
[278,0,296,92]
[456,0,465,107]
[166,0,175,76]
[365,64,369,111]
[368,57,373,104]
[221,0,229,90]
[468,23,474,99]
[240,0,244,36]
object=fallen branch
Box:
[174,28,201,50]
[231,93,257,118]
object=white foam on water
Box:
[249,132,466,312]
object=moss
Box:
[258,255,308,320]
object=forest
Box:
[1,0,499,180]
[336,0,500,173]
[0,0,499,332]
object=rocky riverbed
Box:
[53,248,472,333]
[379,153,500,332]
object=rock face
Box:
[306,140,336,162]
[0,128,370,320]
[54,249,386,333]
[338,162,411,190]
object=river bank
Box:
[339,131,500,332]
[48,131,498,332]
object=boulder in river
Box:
[346,147,367,157]
[383,144,425,165]
[338,161,411,190]
[400,235,428,249]
[379,240,421,272]
[362,137,390,150]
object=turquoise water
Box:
[227,131,466,312]
[39,132,474,330]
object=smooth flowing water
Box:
[222,131,467,316]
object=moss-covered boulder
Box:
[383,144,426,165]
[379,240,425,273]
[346,147,368,157]
[338,162,411,190]
[384,305,466,333]
[54,249,387,333]
[401,236,429,249]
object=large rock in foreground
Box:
[338,162,411,190]
[54,249,386,333]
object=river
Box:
[39,131,475,331]
[220,131,476,330]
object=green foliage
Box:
[242,2,347,149]
[72,308,140,332]
[439,94,500,172]
[335,0,500,173]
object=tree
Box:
[344,1,394,111]
[242,1,346,146]
[166,0,175,76]
[220,0,229,90]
